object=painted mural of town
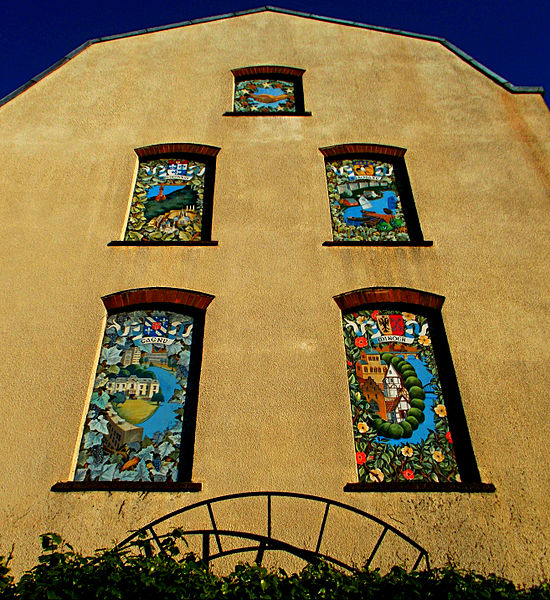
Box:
[124,158,206,242]
[343,309,458,483]
[75,310,194,482]
[326,158,410,242]
[234,79,296,112]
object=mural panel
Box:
[326,158,410,242]
[75,310,194,482]
[234,79,296,113]
[125,158,207,241]
[343,309,458,483]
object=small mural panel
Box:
[234,79,296,113]
[75,310,194,482]
[343,309,458,483]
[125,158,207,241]
[326,158,410,242]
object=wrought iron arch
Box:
[117,491,430,571]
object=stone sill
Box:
[323,241,434,247]
[344,482,495,493]
[51,481,202,492]
[223,111,312,117]
[108,241,218,246]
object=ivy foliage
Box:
[0,532,548,599]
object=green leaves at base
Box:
[2,535,548,600]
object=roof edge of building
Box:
[0,5,545,108]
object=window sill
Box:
[51,481,202,492]
[108,241,218,246]
[223,111,312,117]
[344,482,495,493]
[323,241,433,247]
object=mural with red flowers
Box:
[343,309,458,483]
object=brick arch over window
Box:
[320,143,406,160]
[320,144,430,246]
[53,287,214,492]
[231,65,306,78]
[334,286,493,492]
[135,143,221,160]
[102,287,214,312]
[226,65,309,116]
[333,287,443,312]
[112,144,220,246]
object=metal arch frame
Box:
[117,491,430,571]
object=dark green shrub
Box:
[1,533,548,600]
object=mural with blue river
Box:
[342,309,458,483]
[326,158,410,242]
[75,310,194,483]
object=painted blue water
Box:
[251,86,287,107]
[146,185,186,198]
[343,191,397,225]
[140,366,182,437]
[378,355,437,447]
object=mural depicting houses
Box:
[355,347,411,424]
[145,347,169,366]
[122,347,142,367]
[383,365,411,424]
[356,347,387,385]
[122,346,169,368]
[104,406,143,449]
[106,374,160,399]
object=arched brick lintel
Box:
[102,287,215,312]
[231,65,305,77]
[135,144,221,159]
[333,287,445,311]
[319,144,406,158]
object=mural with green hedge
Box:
[343,309,458,483]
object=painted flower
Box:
[357,422,369,433]
[403,469,415,480]
[401,446,413,457]
[446,431,453,444]
[371,310,379,320]
[368,468,385,482]
[418,335,431,346]
[356,315,366,324]
[356,452,367,465]
[434,404,447,417]
[347,360,352,366]
[354,336,368,348]
[403,312,416,322]
[432,450,444,463]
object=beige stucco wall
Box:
[1,11,549,582]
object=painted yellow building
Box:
[1,7,549,584]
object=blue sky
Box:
[1,1,547,106]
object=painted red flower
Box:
[347,360,352,366]
[355,336,368,348]
[356,452,367,465]
[446,431,453,444]
[371,310,379,320]
[403,469,415,480]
